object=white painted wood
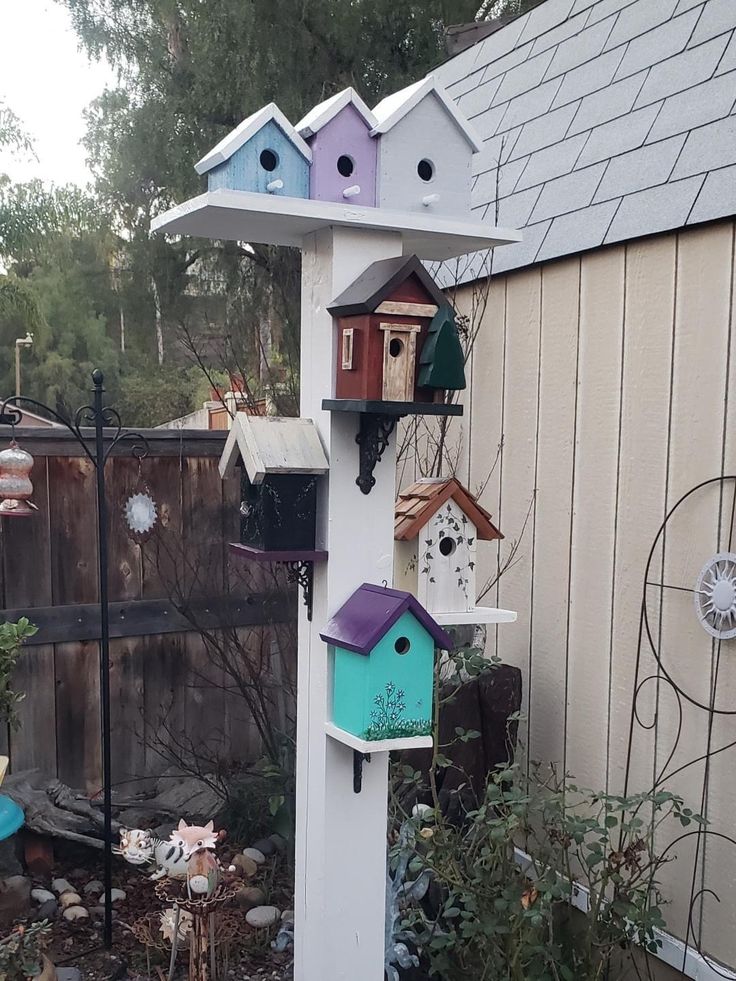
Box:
[296,88,377,138]
[371,76,482,152]
[433,607,517,625]
[418,498,476,614]
[375,300,439,317]
[296,226,403,981]
[325,722,433,754]
[195,103,312,173]
[218,414,328,483]
[151,189,521,260]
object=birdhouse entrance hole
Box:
[417,159,434,182]
[337,155,354,177]
[389,338,403,358]
[394,636,411,655]
[259,149,279,171]
[439,536,456,556]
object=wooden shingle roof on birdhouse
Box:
[219,414,328,484]
[394,477,503,542]
[328,254,447,317]
[320,583,452,654]
[195,103,312,175]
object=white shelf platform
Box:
[433,607,518,626]
[325,722,433,754]
[151,189,521,261]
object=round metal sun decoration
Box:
[694,552,736,640]
[124,490,158,543]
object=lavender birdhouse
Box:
[296,88,378,207]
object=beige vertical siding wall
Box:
[453,219,736,972]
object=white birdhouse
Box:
[370,76,482,217]
[394,477,517,626]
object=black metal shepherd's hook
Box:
[0,369,149,950]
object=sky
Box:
[0,0,117,187]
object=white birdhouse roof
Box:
[195,103,312,175]
[219,414,328,485]
[371,76,482,153]
[395,477,503,541]
[296,88,377,138]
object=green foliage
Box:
[0,100,34,160]
[0,619,37,730]
[0,922,51,980]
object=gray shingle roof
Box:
[433,0,736,279]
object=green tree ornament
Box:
[418,308,466,391]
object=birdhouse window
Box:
[341,328,354,369]
[439,536,456,556]
[417,159,434,182]
[337,155,355,177]
[259,149,279,171]
[394,636,411,655]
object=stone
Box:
[83,880,104,895]
[232,854,258,878]
[104,889,126,904]
[242,848,266,865]
[235,886,266,910]
[62,905,89,922]
[31,888,56,904]
[0,875,31,925]
[52,878,74,896]
[269,834,287,853]
[59,892,83,909]
[33,898,58,922]
[250,838,276,857]
[0,837,22,877]
[56,969,82,981]
[245,905,280,929]
[281,909,294,923]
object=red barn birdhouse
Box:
[327,255,466,406]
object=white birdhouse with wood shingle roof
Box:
[394,477,517,626]
[370,76,482,217]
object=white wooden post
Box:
[295,226,403,981]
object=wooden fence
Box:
[0,427,292,793]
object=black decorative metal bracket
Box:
[285,559,315,621]
[355,414,397,495]
[353,750,372,793]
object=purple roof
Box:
[320,583,453,655]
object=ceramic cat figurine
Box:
[115,828,189,880]
[186,846,221,899]
[169,819,219,859]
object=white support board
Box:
[325,722,433,755]
[151,189,520,260]
[433,607,518,625]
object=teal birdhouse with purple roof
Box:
[195,103,311,197]
[321,583,452,753]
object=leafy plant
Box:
[0,921,51,980]
[0,619,37,730]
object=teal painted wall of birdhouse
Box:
[331,611,435,741]
[207,121,310,197]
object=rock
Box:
[104,889,126,904]
[269,834,287,853]
[59,892,83,909]
[235,886,266,910]
[56,968,82,981]
[281,909,294,923]
[251,838,276,857]
[32,888,56,904]
[63,905,89,922]
[412,803,433,820]
[245,905,280,929]
[52,878,74,896]
[33,898,58,922]
[0,837,22,877]
[232,854,258,878]
[0,875,31,925]
[242,848,266,865]
[83,880,103,896]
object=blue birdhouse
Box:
[320,583,452,752]
[195,103,311,197]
